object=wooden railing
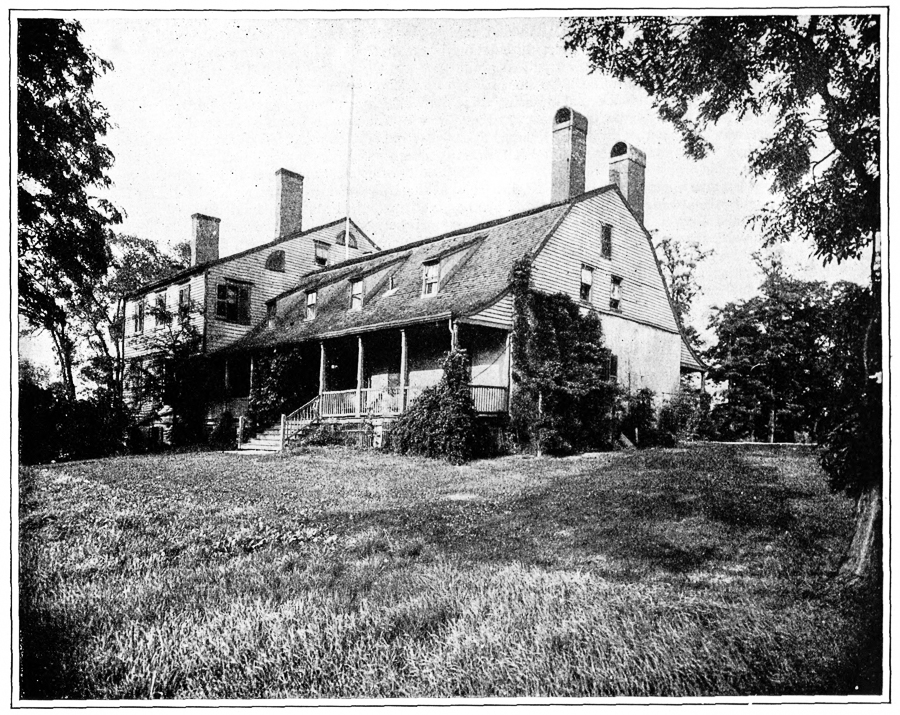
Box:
[280,395,321,449]
[316,385,509,417]
[469,384,509,413]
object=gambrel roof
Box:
[228,185,706,372]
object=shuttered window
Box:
[132,299,145,334]
[216,282,251,324]
[178,284,191,325]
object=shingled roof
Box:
[227,193,581,350]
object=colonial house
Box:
[123,168,379,422]
[124,107,705,450]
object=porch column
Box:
[356,336,365,418]
[319,342,326,394]
[506,332,513,412]
[449,319,459,351]
[249,355,255,392]
[400,328,408,412]
[700,371,707,393]
[224,359,230,395]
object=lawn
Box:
[18,443,882,699]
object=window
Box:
[155,291,169,326]
[265,249,286,272]
[306,291,317,320]
[132,299,145,334]
[609,276,622,311]
[601,224,612,259]
[389,275,396,291]
[178,284,191,325]
[601,353,619,382]
[422,261,440,296]
[315,241,329,266]
[266,303,276,328]
[580,264,593,302]
[335,230,358,249]
[216,282,251,324]
[349,279,363,310]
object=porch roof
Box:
[227,195,576,351]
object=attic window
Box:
[580,264,593,302]
[601,225,612,260]
[611,142,628,158]
[314,241,329,266]
[306,291,317,320]
[609,276,622,312]
[422,261,440,297]
[265,249,286,272]
[335,230,358,249]
[349,279,363,311]
[555,107,571,124]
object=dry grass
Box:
[18,444,882,699]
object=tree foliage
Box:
[247,346,310,431]
[510,258,620,454]
[565,15,879,264]
[75,234,189,401]
[18,19,122,400]
[653,234,713,349]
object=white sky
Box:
[18,10,871,373]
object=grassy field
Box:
[19,444,882,699]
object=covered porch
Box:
[311,319,510,419]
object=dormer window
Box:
[580,264,593,302]
[266,303,276,328]
[306,291,317,320]
[314,241,329,267]
[601,225,612,260]
[609,276,622,311]
[335,230,358,249]
[422,261,440,296]
[349,279,363,311]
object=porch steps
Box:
[240,424,284,452]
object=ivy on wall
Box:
[247,346,308,430]
[510,257,620,454]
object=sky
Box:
[18,10,870,374]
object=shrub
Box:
[390,350,483,464]
[620,388,658,447]
[209,411,236,449]
[658,388,711,443]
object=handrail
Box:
[281,395,321,450]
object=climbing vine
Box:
[510,257,620,454]
[247,346,308,430]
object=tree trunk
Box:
[768,402,776,443]
[837,481,882,586]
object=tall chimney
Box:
[275,168,304,240]
[609,142,646,225]
[551,107,588,202]
[191,213,220,266]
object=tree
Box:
[653,234,713,349]
[18,19,121,401]
[705,255,832,442]
[73,234,189,402]
[565,14,881,584]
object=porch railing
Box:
[317,385,508,418]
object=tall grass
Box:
[19,445,881,699]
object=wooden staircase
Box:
[238,396,321,453]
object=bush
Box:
[390,350,483,464]
[658,388,711,444]
[620,388,658,447]
[209,411,236,449]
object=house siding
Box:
[464,293,514,329]
[531,190,682,397]
[531,191,678,334]
[124,272,206,360]
[205,224,373,352]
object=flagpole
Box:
[344,79,354,262]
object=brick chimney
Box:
[551,107,588,202]
[191,213,220,266]
[275,168,304,240]
[609,142,646,225]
